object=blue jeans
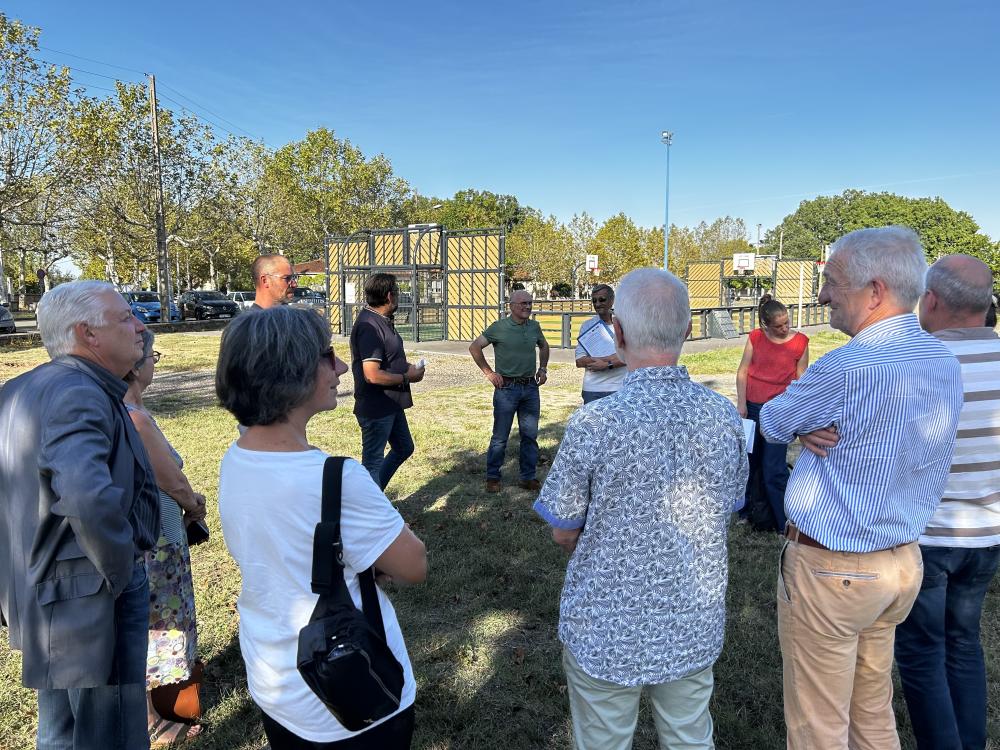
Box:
[744,401,789,531]
[486,382,539,481]
[894,545,1000,750]
[357,411,414,490]
[581,390,613,404]
[37,561,151,750]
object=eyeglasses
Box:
[321,347,336,365]
[592,296,611,304]
[263,273,300,283]
[147,351,162,364]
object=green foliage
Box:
[764,190,994,270]
[0,13,80,300]
[268,127,410,261]
[507,213,572,285]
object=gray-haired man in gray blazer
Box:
[0,281,160,749]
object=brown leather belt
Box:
[784,523,913,553]
[784,523,829,550]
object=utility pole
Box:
[778,227,784,259]
[148,74,172,311]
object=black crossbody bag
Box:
[296,457,405,731]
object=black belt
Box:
[502,376,534,385]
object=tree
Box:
[593,213,657,283]
[763,190,994,268]
[565,213,598,296]
[70,82,217,289]
[506,213,571,285]
[0,14,80,303]
[268,128,410,261]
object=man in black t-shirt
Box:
[350,273,425,489]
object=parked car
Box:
[121,291,181,323]
[177,290,241,320]
[0,304,15,334]
[227,290,256,309]
[289,287,327,310]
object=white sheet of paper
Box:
[578,323,616,358]
[742,419,756,453]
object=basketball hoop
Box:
[733,252,755,273]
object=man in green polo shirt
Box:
[470,290,550,493]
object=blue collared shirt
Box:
[759,314,962,553]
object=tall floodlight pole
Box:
[661,131,673,271]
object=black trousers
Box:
[260,706,414,750]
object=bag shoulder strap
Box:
[309,457,388,641]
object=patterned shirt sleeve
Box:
[533,410,594,529]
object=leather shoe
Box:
[485,479,501,493]
[518,479,541,491]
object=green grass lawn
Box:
[1,331,996,749]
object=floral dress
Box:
[126,404,199,689]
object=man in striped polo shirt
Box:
[759,226,964,749]
[894,254,999,750]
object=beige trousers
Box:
[562,648,715,750]
[777,540,922,750]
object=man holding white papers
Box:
[575,284,626,403]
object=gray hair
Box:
[37,280,118,358]
[124,330,156,383]
[591,284,614,299]
[829,226,927,308]
[216,306,331,426]
[925,256,993,314]
[614,267,690,354]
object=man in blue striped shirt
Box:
[760,226,963,750]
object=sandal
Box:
[149,716,203,747]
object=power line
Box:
[37,45,147,76]
[36,44,269,146]
[37,58,136,84]
[157,93,248,142]
[157,82,260,141]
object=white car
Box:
[227,291,256,309]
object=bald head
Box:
[508,290,533,323]
[920,254,995,332]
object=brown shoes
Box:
[485,479,502,493]
[518,479,541,491]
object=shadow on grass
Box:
[386,419,798,750]
[387,421,576,749]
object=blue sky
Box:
[8,0,1000,240]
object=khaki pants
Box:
[777,540,922,750]
[562,648,715,750]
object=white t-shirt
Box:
[575,316,627,393]
[218,446,414,742]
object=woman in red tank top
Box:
[735,299,809,531]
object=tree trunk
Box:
[0,218,8,305]
[209,245,218,290]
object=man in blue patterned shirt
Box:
[535,268,747,750]
[760,226,963,750]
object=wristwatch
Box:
[607,362,614,370]
[401,372,409,385]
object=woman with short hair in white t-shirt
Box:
[216,306,427,749]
